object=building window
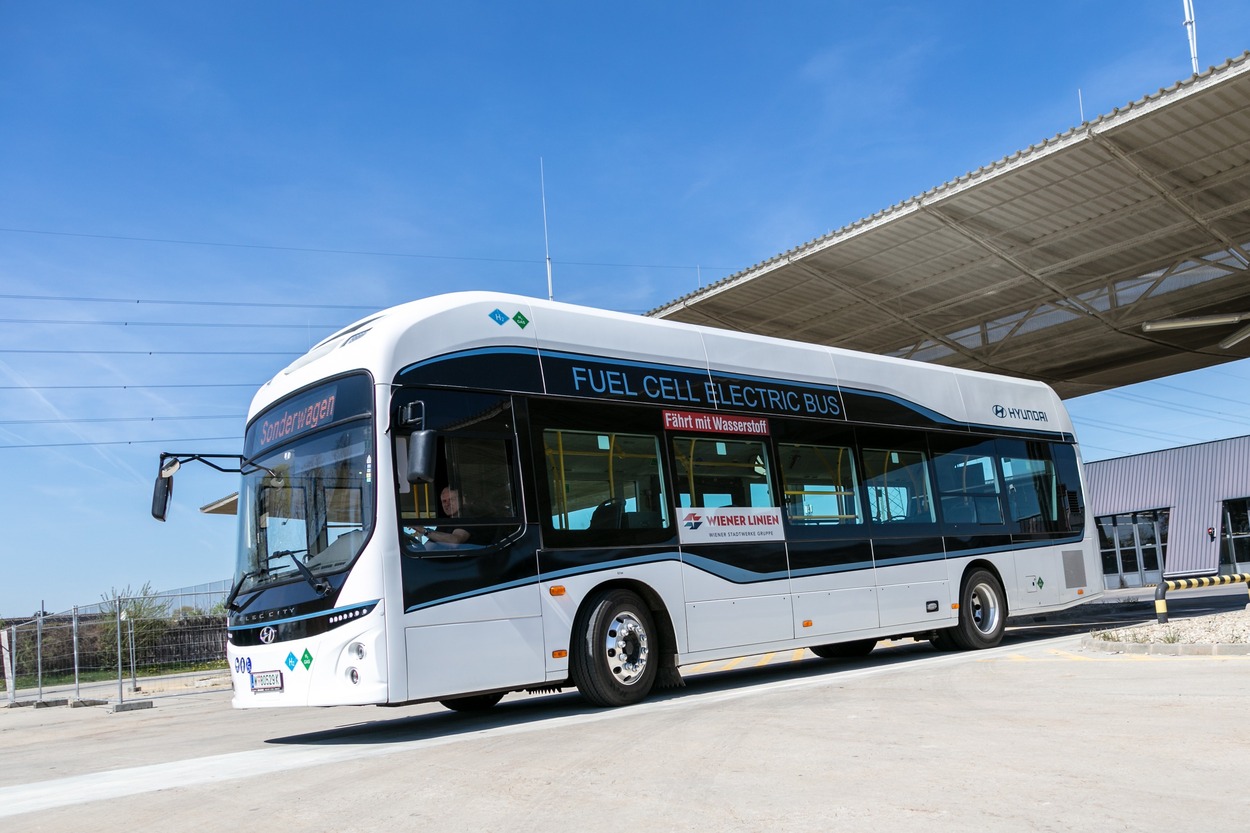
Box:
[1095,509,1169,586]
[1220,497,1250,573]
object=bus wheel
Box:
[439,692,504,712]
[571,589,657,707]
[952,568,1006,649]
[810,638,876,659]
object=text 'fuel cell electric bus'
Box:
[152,292,1101,711]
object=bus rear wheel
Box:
[810,638,876,659]
[439,692,505,712]
[570,588,657,708]
[951,568,1006,650]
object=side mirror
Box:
[407,430,437,484]
[152,469,174,521]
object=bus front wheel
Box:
[570,588,658,707]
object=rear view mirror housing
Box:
[152,458,175,521]
[407,430,437,484]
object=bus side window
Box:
[997,439,1084,537]
[930,438,1005,529]
[861,447,935,525]
[778,443,862,527]
[403,436,519,552]
[542,429,670,544]
[671,437,775,510]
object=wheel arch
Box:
[958,559,1009,617]
[575,577,679,661]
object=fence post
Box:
[36,610,44,702]
[72,606,81,702]
[116,599,124,704]
[2,627,13,704]
[128,617,137,692]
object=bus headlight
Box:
[348,668,360,685]
[350,642,366,660]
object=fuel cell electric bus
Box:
[152,292,1101,711]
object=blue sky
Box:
[3,1,1250,618]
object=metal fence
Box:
[1,581,230,706]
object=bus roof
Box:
[249,292,1072,437]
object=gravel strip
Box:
[1082,607,1250,655]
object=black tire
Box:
[810,638,877,659]
[570,588,658,707]
[439,692,505,712]
[950,568,1007,649]
[928,628,960,652]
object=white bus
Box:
[153,292,1101,711]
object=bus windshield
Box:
[235,418,375,596]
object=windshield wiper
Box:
[225,570,262,614]
[273,549,331,598]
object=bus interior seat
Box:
[941,496,977,525]
[589,499,624,529]
[621,510,661,529]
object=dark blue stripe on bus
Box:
[398,532,1086,614]
[396,347,545,394]
[401,527,541,612]
[786,538,874,574]
[393,346,1072,440]
[227,601,380,647]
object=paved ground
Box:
[3,616,1248,833]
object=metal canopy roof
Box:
[649,53,1250,399]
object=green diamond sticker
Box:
[301,649,313,670]
[512,311,529,329]
[1036,577,1045,589]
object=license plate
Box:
[250,670,283,692]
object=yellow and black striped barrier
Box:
[1154,573,1250,623]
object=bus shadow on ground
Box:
[263,641,941,748]
[264,606,1204,749]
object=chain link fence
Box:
[2,581,230,706]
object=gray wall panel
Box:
[1086,436,1250,577]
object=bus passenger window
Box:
[542,430,669,540]
[997,439,1081,537]
[931,440,1004,527]
[862,447,935,524]
[778,443,862,526]
[671,437,775,510]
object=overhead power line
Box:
[0,292,378,311]
[0,227,729,272]
[0,318,346,330]
[0,349,300,356]
[0,436,239,450]
[0,415,244,426]
[0,383,258,390]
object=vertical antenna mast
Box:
[540,157,554,301]
[1183,0,1199,75]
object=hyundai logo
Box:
[259,626,278,644]
[993,405,1006,418]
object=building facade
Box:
[1085,435,1250,589]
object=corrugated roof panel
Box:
[651,54,1250,397]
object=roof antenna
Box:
[1077,88,1085,123]
[541,157,554,301]
[1183,0,1199,75]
